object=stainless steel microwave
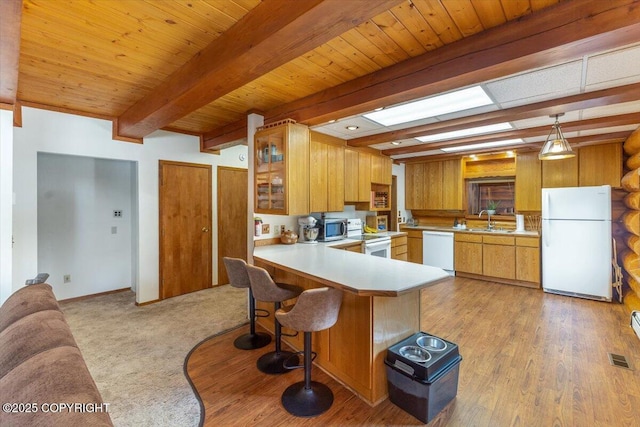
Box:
[317,218,348,242]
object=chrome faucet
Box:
[478,210,494,230]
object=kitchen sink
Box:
[466,228,513,233]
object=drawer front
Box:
[392,245,408,257]
[406,230,423,238]
[516,236,539,248]
[455,233,483,243]
[483,235,515,245]
[391,235,408,246]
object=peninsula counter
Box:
[253,242,451,405]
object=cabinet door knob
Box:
[202,227,209,233]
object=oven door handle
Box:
[365,239,391,250]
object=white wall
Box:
[13,107,247,303]
[0,110,13,304]
[37,153,134,300]
[393,162,409,224]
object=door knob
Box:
[202,227,209,233]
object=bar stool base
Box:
[257,351,298,374]
[281,381,333,417]
[233,332,271,350]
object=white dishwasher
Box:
[422,231,455,276]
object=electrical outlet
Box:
[262,223,270,234]
[63,274,71,284]
[280,225,285,235]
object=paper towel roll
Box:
[516,214,525,231]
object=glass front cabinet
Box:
[254,121,309,215]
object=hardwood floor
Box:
[186,277,640,426]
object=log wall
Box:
[621,127,640,313]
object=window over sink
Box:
[466,178,515,215]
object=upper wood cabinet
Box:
[371,154,392,185]
[405,159,462,210]
[344,149,373,203]
[542,151,579,188]
[255,122,309,215]
[578,143,622,187]
[515,152,541,212]
[310,131,344,213]
[442,159,463,210]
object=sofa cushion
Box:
[0,310,79,379]
[0,346,113,427]
[0,284,60,333]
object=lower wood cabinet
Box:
[406,230,423,264]
[331,241,363,253]
[515,237,541,283]
[454,233,483,275]
[482,235,516,280]
[455,232,540,288]
[391,234,408,261]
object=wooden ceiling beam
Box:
[347,82,640,147]
[396,132,629,163]
[262,0,640,127]
[383,113,639,156]
[0,0,22,104]
[115,0,402,140]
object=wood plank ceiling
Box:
[1,0,639,159]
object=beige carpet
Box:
[60,285,248,427]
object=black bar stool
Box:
[246,264,303,374]
[223,257,271,350]
[275,287,343,417]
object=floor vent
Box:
[608,353,632,370]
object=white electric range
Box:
[346,218,391,259]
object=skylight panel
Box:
[440,139,524,152]
[415,122,512,143]
[364,86,493,127]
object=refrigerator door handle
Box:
[543,220,549,248]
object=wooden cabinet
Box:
[578,143,623,187]
[344,149,371,203]
[515,152,541,211]
[309,132,344,212]
[482,235,516,280]
[442,159,463,210]
[255,121,309,215]
[406,230,423,264]
[515,237,540,283]
[424,161,443,210]
[405,159,462,210]
[542,152,579,188]
[391,234,408,261]
[455,231,540,287]
[331,241,362,253]
[371,154,392,185]
[405,162,425,210]
[454,233,483,275]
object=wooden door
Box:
[159,161,212,299]
[217,166,248,285]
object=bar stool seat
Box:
[275,287,343,417]
[246,264,304,374]
[223,257,271,350]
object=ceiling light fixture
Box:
[538,113,575,160]
[363,86,493,126]
[441,138,524,153]
[345,125,359,131]
[416,122,512,143]
[390,141,401,145]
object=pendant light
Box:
[538,113,575,160]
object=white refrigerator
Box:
[541,185,612,301]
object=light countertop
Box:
[253,241,451,297]
[401,225,539,237]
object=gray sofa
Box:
[0,283,113,426]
